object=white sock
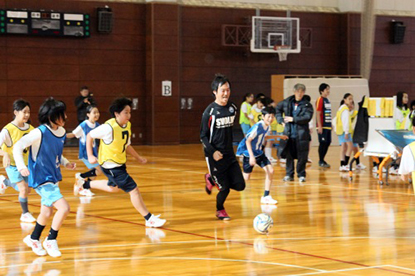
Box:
[265,147,272,159]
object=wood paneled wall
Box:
[0,1,408,144]
[0,0,147,143]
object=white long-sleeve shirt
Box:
[340,105,350,134]
[13,125,69,172]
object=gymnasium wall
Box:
[0,0,147,143]
[0,1,412,144]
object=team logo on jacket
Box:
[229,106,234,113]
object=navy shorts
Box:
[242,153,271,173]
[101,164,137,193]
[318,128,332,145]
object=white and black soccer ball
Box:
[253,213,273,234]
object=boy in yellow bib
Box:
[74,98,166,228]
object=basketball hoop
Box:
[273,45,290,61]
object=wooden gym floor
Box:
[1,144,415,276]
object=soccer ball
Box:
[253,213,273,234]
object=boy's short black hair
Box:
[109,98,132,118]
[80,86,89,91]
[211,73,231,92]
[261,106,276,116]
[319,83,329,94]
[38,97,66,126]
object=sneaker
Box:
[319,161,330,168]
[43,238,61,258]
[145,214,166,228]
[20,222,35,232]
[279,158,286,164]
[74,173,84,196]
[389,168,399,175]
[79,189,95,197]
[23,235,46,256]
[339,165,347,172]
[204,173,215,195]
[268,157,278,163]
[0,175,7,194]
[307,158,312,163]
[261,195,278,204]
[299,176,306,182]
[282,176,294,182]
[216,209,230,220]
[20,212,36,223]
[356,163,366,170]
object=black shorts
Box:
[242,153,271,173]
[206,155,245,192]
[318,128,332,144]
[101,164,137,193]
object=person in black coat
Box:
[74,86,96,124]
[276,83,314,182]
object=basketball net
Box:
[273,45,290,62]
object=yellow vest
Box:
[396,107,410,130]
[1,123,34,166]
[239,102,252,125]
[250,107,262,126]
[336,105,352,135]
[98,118,131,165]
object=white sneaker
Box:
[79,189,95,197]
[261,195,278,204]
[43,238,61,258]
[74,173,84,196]
[279,158,286,164]
[20,212,36,223]
[0,175,7,194]
[339,165,347,172]
[145,214,166,228]
[389,168,399,175]
[23,235,46,256]
[356,163,366,170]
[307,158,313,163]
[268,157,278,163]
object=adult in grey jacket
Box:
[276,83,314,182]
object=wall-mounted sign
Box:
[162,80,172,96]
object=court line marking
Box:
[71,256,326,272]
[385,265,415,272]
[0,260,61,270]
[287,265,388,275]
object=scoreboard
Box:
[0,10,90,37]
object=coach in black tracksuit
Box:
[200,74,245,221]
[276,83,314,182]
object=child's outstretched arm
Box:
[86,133,98,164]
[13,129,41,177]
[126,145,147,164]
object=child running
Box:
[67,105,101,197]
[0,99,36,223]
[73,97,166,228]
[236,107,285,205]
[15,98,76,257]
